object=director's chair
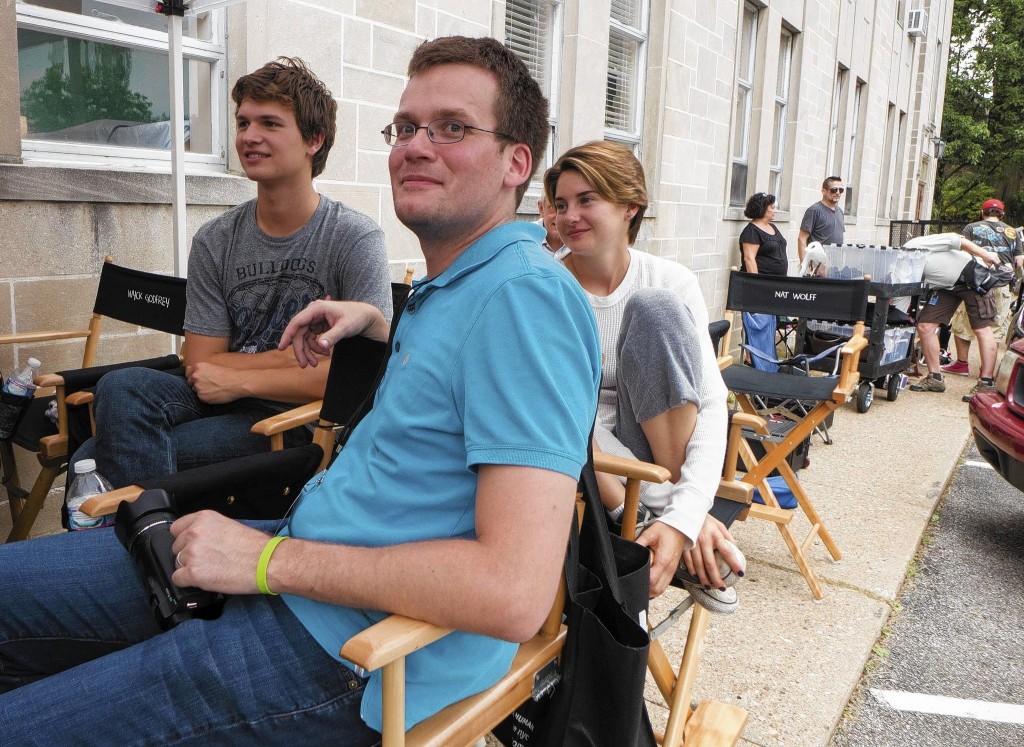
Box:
[1,258,186,542]
[721,271,869,599]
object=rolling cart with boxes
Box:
[799,244,926,412]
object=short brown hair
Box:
[544,141,649,245]
[407,36,549,204]
[232,57,337,178]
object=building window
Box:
[877,103,896,217]
[504,0,562,179]
[16,1,227,169]
[891,110,908,217]
[845,79,865,215]
[826,66,849,176]
[729,2,759,206]
[769,28,794,202]
[604,0,649,152]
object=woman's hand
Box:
[681,514,743,591]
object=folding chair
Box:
[721,271,869,599]
[1,258,186,542]
[81,282,413,519]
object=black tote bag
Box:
[495,444,658,747]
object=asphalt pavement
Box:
[830,441,1024,746]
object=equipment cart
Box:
[798,244,926,413]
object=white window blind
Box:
[504,0,562,189]
[604,0,648,151]
[505,0,554,98]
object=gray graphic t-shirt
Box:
[184,195,391,354]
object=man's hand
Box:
[278,299,390,367]
[186,361,245,405]
[681,514,743,591]
[170,510,272,594]
[636,521,687,598]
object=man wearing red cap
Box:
[941,198,1022,399]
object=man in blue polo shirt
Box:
[0,37,600,745]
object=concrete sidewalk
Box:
[646,370,977,747]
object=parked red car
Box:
[969,333,1024,492]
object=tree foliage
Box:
[21,40,155,135]
[935,0,1024,221]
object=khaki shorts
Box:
[918,286,997,330]
[950,284,1012,340]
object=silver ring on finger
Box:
[175,552,184,569]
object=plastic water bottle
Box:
[66,459,115,530]
[2,358,40,398]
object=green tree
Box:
[21,40,154,135]
[935,0,1024,221]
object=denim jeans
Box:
[0,525,380,746]
[71,366,309,489]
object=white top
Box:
[580,248,728,546]
[905,233,973,288]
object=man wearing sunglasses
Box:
[797,176,846,262]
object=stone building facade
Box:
[0,0,952,493]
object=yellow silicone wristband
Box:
[256,535,289,595]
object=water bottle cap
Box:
[27,358,41,368]
[74,459,97,474]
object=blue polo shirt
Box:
[282,221,601,732]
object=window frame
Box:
[15,1,227,172]
[604,0,650,153]
[844,79,865,216]
[729,1,760,207]
[768,27,793,203]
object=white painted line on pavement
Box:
[870,689,1024,725]
[964,460,994,470]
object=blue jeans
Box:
[0,525,380,746]
[71,367,309,489]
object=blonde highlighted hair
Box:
[543,140,648,244]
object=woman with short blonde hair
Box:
[545,141,744,608]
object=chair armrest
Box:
[81,485,143,517]
[340,614,454,672]
[250,401,325,437]
[65,391,94,407]
[0,330,91,346]
[35,373,65,389]
[834,329,869,399]
[592,452,671,484]
[717,479,753,505]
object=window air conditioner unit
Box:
[907,9,928,38]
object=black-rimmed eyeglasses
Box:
[828,186,846,194]
[381,119,513,147]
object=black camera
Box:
[115,489,224,630]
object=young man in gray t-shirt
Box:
[797,175,846,262]
[71,58,391,489]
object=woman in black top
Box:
[739,192,788,275]
[739,192,788,370]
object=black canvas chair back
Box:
[93,262,187,335]
[726,271,868,324]
[320,282,411,432]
